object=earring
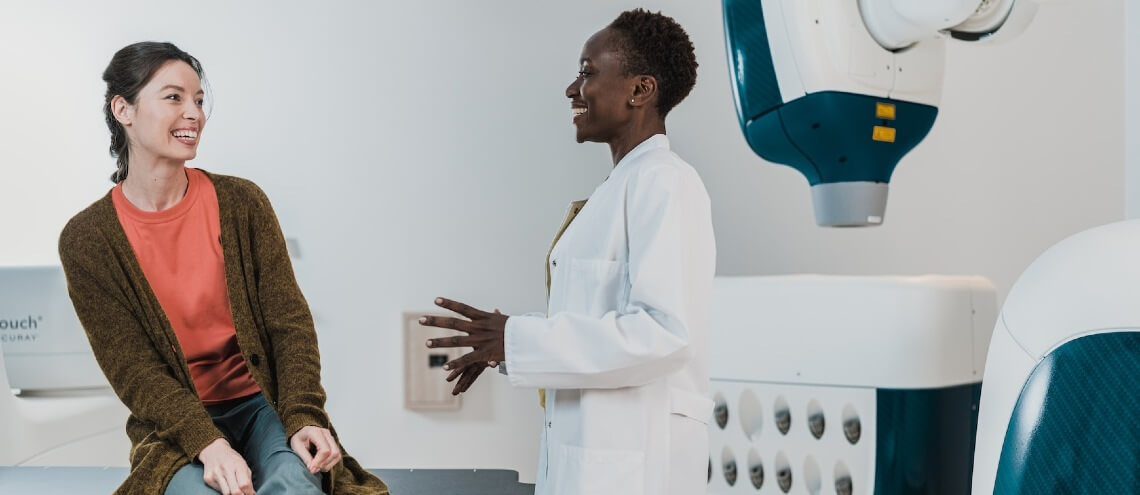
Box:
[630,99,635,104]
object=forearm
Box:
[503,310,691,389]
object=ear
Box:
[111,95,133,126]
[628,75,658,108]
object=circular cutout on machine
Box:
[803,455,822,495]
[721,446,738,486]
[714,392,729,430]
[747,448,764,490]
[774,396,791,435]
[739,389,764,441]
[807,399,825,439]
[834,460,853,495]
[774,451,792,493]
[842,404,862,444]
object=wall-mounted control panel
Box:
[403,312,463,410]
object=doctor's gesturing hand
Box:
[419,297,507,395]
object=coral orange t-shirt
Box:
[112,168,260,405]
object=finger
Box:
[494,309,502,314]
[214,471,230,495]
[487,361,498,367]
[446,367,463,382]
[426,334,477,349]
[229,467,247,495]
[308,433,332,473]
[291,436,315,468]
[434,297,491,319]
[442,349,485,371]
[235,466,255,495]
[203,471,220,492]
[455,365,486,394]
[323,430,342,471]
[419,315,480,334]
[453,365,485,395]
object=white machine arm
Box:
[858,0,1038,49]
[722,0,1044,226]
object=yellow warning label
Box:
[876,102,896,120]
[872,126,896,143]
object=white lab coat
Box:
[504,135,716,495]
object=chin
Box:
[574,128,600,144]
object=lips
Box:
[572,106,587,122]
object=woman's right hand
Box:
[197,438,255,495]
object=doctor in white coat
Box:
[420,9,715,495]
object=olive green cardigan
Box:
[58,171,387,494]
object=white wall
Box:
[0,0,1124,481]
[1129,0,1140,219]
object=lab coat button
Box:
[551,259,557,267]
[250,353,261,366]
[547,421,552,428]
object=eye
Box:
[578,70,590,78]
[165,94,181,102]
[195,98,205,106]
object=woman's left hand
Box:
[419,297,507,384]
[289,426,342,474]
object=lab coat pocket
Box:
[565,259,629,317]
[671,389,715,425]
[554,444,646,495]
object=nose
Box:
[183,101,201,121]
[565,76,580,99]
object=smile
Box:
[172,129,198,143]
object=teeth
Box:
[572,108,587,116]
[172,130,198,139]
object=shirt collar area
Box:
[111,167,202,224]
[613,134,669,172]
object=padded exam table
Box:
[0,467,535,494]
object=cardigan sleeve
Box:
[58,219,224,461]
[244,183,331,438]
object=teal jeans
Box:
[165,393,324,494]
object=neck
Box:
[120,153,189,212]
[607,118,666,166]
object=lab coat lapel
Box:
[539,199,587,408]
[546,200,587,296]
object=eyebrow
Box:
[158,84,205,95]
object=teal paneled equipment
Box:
[972,220,1140,493]
[722,0,938,227]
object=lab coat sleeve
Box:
[498,312,546,376]
[59,223,224,461]
[504,164,702,390]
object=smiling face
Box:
[565,28,636,144]
[117,60,205,165]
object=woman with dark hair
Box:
[420,9,715,495]
[58,42,387,495]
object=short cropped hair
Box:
[607,9,698,117]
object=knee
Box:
[258,452,323,492]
